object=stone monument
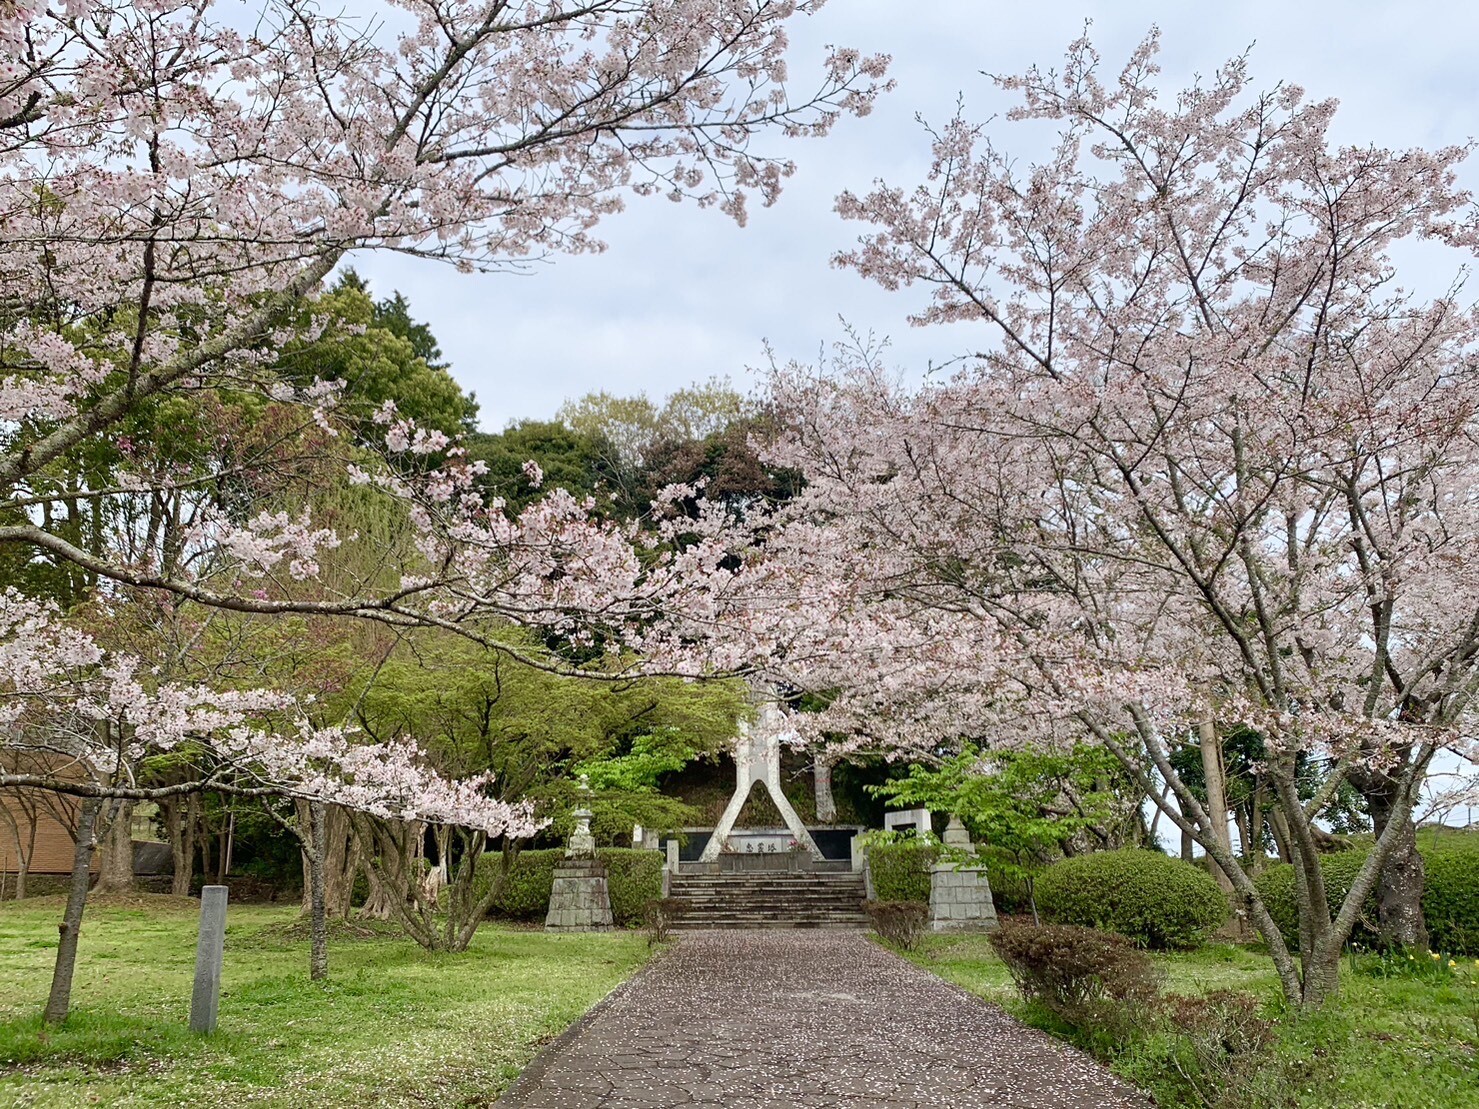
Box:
[699,697,823,862]
[545,775,614,932]
[929,815,998,932]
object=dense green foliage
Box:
[346,631,745,840]
[1420,834,1479,954]
[866,841,939,902]
[464,420,614,513]
[864,838,1034,914]
[475,848,664,926]
[869,744,1123,917]
[1036,850,1229,950]
[0,901,649,1107]
[1252,831,1479,954]
[278,275,478,443]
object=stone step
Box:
[670,921,868,930]
[671,916,863,922]
[667,871,870,930]
[670,885,864,895]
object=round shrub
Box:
[1253,832,1479,954]
[1036,849,1229,950]
[1251,851,1372,949]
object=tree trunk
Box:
[1198,720,1235,892]
[298,803,355,918]
[93,799,135,896]
[19,814,35,899]
[307,801,329,981]
[1,800,34,900]
[813,756,836,823]
[165,794,198,897]
[43,798,99,1024]
[198,823,215,886]
[1351,766,1429,951]
[1246,781,1267,874]
[1369,789,1428,951]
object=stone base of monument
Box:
[928,862,998,932]
[545,859,614,932]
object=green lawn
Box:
[907,934,1479,1109]
[0,896,651,1107]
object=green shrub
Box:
[1253,832,1479,954]
[864,900,930,950]
[597,849,665,926]
[1418,833,1479,954]
[1036,849,1229,949]
[989,921,1163,1010]
[866,841,939,902]
[474,848,663,927]
[1251,852,1369,949]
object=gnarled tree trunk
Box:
[1352,765,1428,951]
[162,793,198,897]
[298,801,356,918]
[92,798,135,896]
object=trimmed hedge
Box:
[866,840,1032,913]
[1252,832,1479,954]
[1422,836,1479,954]
[474,848,663,927]
[867,842,939,902]
[1036,849,1229,950]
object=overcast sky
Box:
[344,1,1479,432]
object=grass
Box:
[905,933,1479,1109]
[0,896,652,1107]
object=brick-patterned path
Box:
[497,930,1147,1108]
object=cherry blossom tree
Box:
[1,0,888,1019]
[0,589,541,1018]
[0,0,887,623]
[755,33,1479,1009]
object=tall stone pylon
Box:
[700,696,823,862]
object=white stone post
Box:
[189,885,228,1033]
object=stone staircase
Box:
[668,869,870,930]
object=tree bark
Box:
[1198,720,1235,892]
[164,793,198,897]
[1354,770,1428,950]
[43,798,99,1024]
[307,801,329,981]
[93,798,135,896]
[813,756,836,823]
[0,795,34,899]
[299,802,355,918]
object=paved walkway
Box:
[498,931,1147,1108]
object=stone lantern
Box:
[545,773,613,932]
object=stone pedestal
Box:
[545,859,614,932]
[929,863,998,932]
